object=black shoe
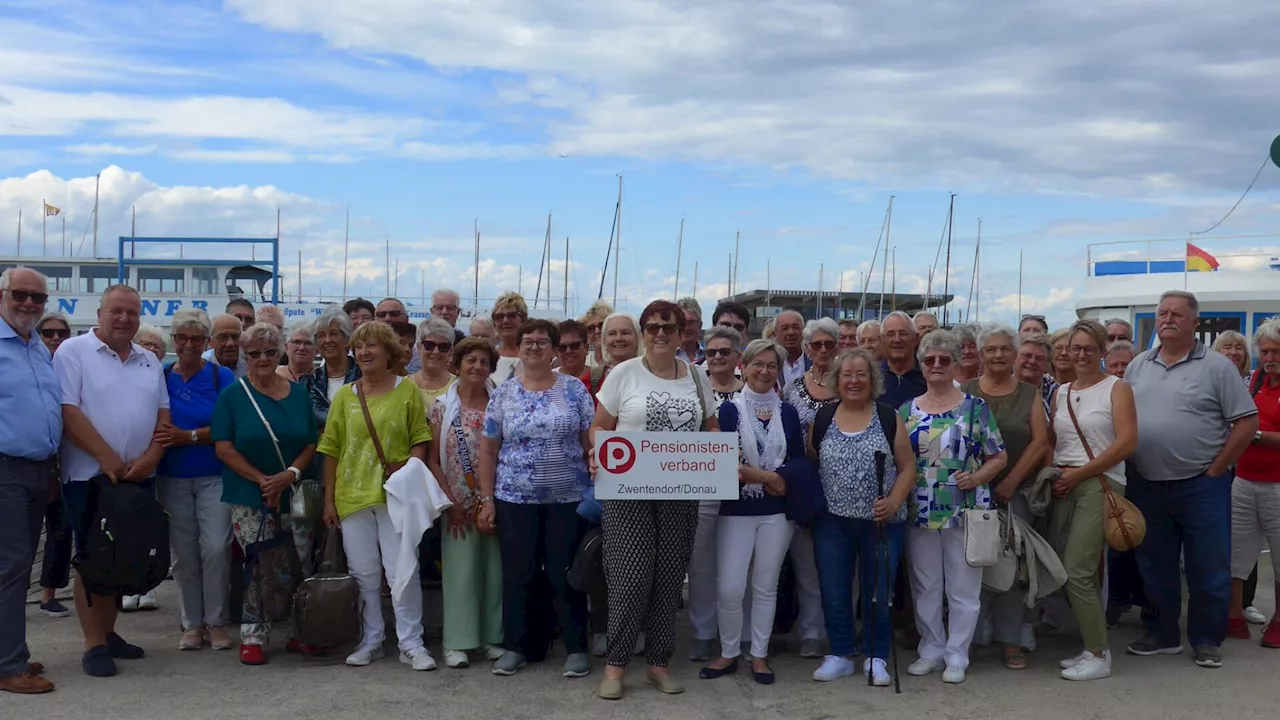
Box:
[698,659,738,679]
[753,663,775,685]
[1126,636,1183,656]
[82,646,117,677]
[106,633,145,660]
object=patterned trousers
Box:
[601,499,698,668]
[229,505,315,646]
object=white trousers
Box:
[687,500,721,641]
[907,525,983,669]
[340,505,425,654]
[789,528,825,641]
[717,514,794,659]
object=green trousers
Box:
[1061,477,1123,653]
[442,515,504,651]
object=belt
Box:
[0,453,56,467]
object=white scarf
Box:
[733,386,787,472]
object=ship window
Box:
[79,266,117,294]
[193,268,219,295]
[25,265,74,292]
[138,268,184,294]
[1195,315,1243,347]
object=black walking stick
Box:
[874,449,902,693]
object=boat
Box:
[1076,236,1280,349]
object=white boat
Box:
[1076,236,1280,349]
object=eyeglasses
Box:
[213,333,239,343]
[7,290,49,305]
[558,341,585,352]
[1069,345,1100,356]
[431,304,459,313]
[922,355,953,367]
[139,341,165,352]
[747,361,779,373]
[809,340,837,351]
[643,323,678,336]
[705,347,735,358]
[245,348,280,360]
[1106,334,1129,342]
[584,323,602,333]
[421,340,452,353]
[375,310,405,319]
[172,334,206,346]
[520,338,551,350]
[287,339,315,348]
[40,328,70,339]
[982,345,1014,355]
[493,311,523,323]
[717,321,747,332]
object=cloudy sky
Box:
[2,0,1279,325]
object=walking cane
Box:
[874,449,902,693]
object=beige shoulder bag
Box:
[1065,384,1146,551]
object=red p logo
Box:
[599,436,637,474]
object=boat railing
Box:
[277,292,578,314]
[1086,235,1280,277]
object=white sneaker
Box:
[484,644,505,661]
[121,595,140,612]
[444,650,470,668]
[138,590,158,611]
[864,658,891,687]
[1245,606,1267,625]
[1059,650,1089,669]
[400,647,437,671]
[942,665,966,684]
[345,644,386,667]
[907,658,945,676]
[1020,623,1037,652]
[1061,650,1111,681]
[812,655,855,682]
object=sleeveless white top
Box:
[1052,375,1126,486]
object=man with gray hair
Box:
[880,311,926,409]
[675,296,704,364]
[203,314,248,379]
[913,311,938,339]
[1105,318,1134,344]
[857,320,883,360]
[0,268,62,694]
[775,310,808,385]
[1124,290,1258,668]
[431,288,464,330]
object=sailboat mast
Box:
[342,207,350,300]
[613,174,622,308]
[966,219,981,322]
[385,236,390,297]
[975,220,982,323]
[891,247,897,311]
[564,236,570,314]
[692,261,698,298]
[732,230,740,297]
[818,264,825,316]
[673,219,684,300]
[942,194,955,326]
[534,212,550,308]
[1017,249,1023,320]
[92,172,99,258]
[473,219,480,309]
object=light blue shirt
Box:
[0,316,63,460]
[201,347,248,379]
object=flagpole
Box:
[16,208,21,256]
[61,213,66,257]
[42,199,46,256]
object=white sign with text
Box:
[594,431,740,500]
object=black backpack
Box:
[811,401,898,464]
[75,474,170,598]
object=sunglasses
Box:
[40,328,70,339]
[558,341,585,352]
[492,311,523,323]
[809,340,837,351]
[922,355,953,367]
[421,340,452,353]
[245,348,280,360]
[584,323,603,333]
[706,347,735,358]
[8,290,49,305]
[643,322,679,336]
[718,321,747,332]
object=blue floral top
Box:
[482,373,595,504]
[900,394,1005,530]
[817,408,907,522]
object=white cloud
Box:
[991,287,1077,315]
[63,144,158,156]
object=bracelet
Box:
[286,466,302,481]
[479,496,494,504]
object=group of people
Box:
[1,269,1277,700]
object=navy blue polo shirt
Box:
[158,362,236,478]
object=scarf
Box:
[733,385,788,472]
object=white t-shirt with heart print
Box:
[596,356,715,433]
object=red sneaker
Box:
[285,639,325,657]
[1227,617,1251,640]
[239,644,268,666]
[1262,622,1280,649]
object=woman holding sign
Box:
[700,339,811,685]
[591,299,719,700]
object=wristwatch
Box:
[1254,430,1264,445]
[189,429,198,444]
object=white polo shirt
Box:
[54,329,170,483]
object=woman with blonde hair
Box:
[1049,319,1137,680]
[581,300,615,369]
[1213,331,1251,380]
[1048,328,1075,386]
[491,292,529,383]
[412,317,457,409]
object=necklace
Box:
[642,356,678,380]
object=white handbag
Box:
[963,505,1002,568]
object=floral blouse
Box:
[482,374,595,504]
[428,401,485,510]
[817,409,907,522]
[899,394,1005,530]
[782,375,838,427]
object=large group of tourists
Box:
[1,266,1277,700]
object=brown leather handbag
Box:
[292,528,360,648]
[1065,385,1146,551]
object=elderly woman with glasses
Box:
[901,329,1007,684]
[491,292,529,383]
[478,319,595,678]
[591,299,718,700]
[278,320,316,383]
[961,322,1048,670]
[135,323,167,363]
[1016,333,1057,414]
[1104,341,1136,378]
[808,348,915,686]
[1048,320,1137,681]
[34,313,74,618]
[955,324,982,383]
[582,300,615,368]
[212,323,319,665]
[556,319,590,380]
[1048,328,1076,386]
[305,306,361,430]
[412,318,457,409]
[699,340,813,685]
[319,321,434,671]
[704,326,744,402]
[152,309,238,651]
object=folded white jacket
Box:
[383,457,453,603]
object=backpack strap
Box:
[589,365,608,396]
[812,402,838,464]
[1251,369,1266,398]
[875,402,898,450]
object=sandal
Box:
[1003,645,1027,670]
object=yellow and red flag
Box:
[1186,242,1219,272]
[44,203,61,217]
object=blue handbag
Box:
[577,484,603,524]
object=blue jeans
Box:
[812,513,904,660]
[1129,470,1231,648]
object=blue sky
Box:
[2,0,1279,326]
